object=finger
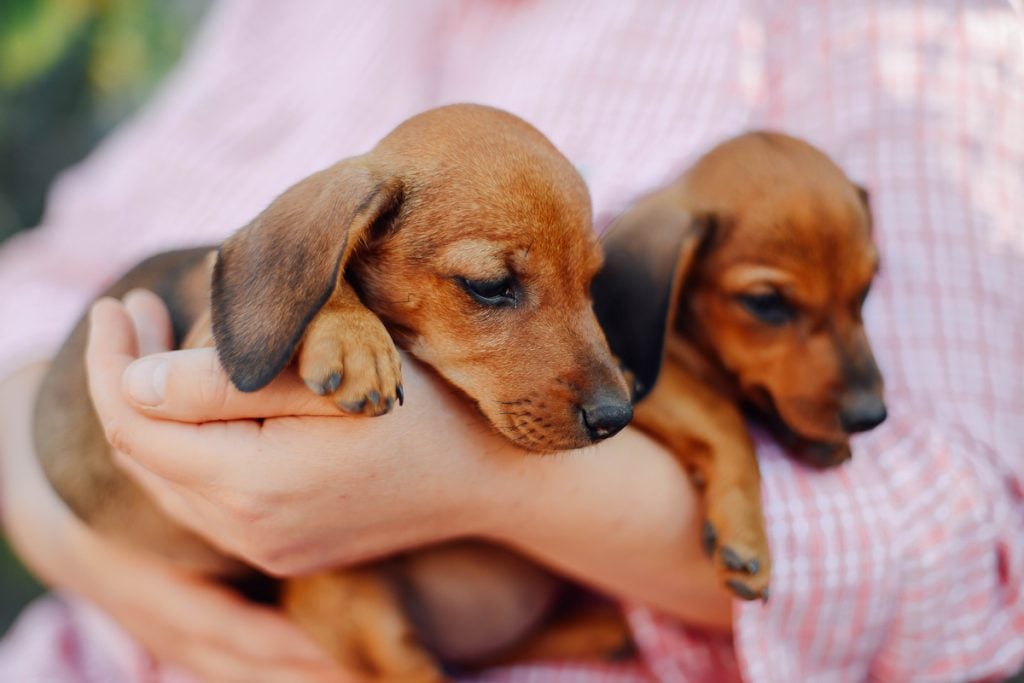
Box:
[111,449,215,537]
[192,585,334,667]
[88,297,140,361]
[162,583,356,682]
[118,554,337,669]
[164,641,349,683]
[123,289,174,356]
[111,448,270,563]
[121,346,351,421]
[87,299,230,482]
[81,519,349,682]
[86,298,147,459]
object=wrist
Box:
[476,441,571,548]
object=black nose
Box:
[580,400,633,441]
[838,392,887,433]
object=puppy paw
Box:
[703,497,771,602]
[298,306,403,416]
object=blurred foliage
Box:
[0,537,43,635]
[0,0,209,244]
[0,0,207,634]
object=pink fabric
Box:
[2,0,1022,680]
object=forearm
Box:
[0,362,121,598]
[479,427,732,632]
[0,362,76,587]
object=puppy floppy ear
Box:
[854,183,870,209]
[591,197,711,401]
[212,163,404,392]
[854,183,873,230]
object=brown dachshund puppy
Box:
[34,104,633,681]
[592,131,886,600]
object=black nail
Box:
[305,379,329,396]
[342,399,366,414]
[702,521,717,557]
[726,579,759,601]
[368,390,381,406]
[396,384,404,406]
[326,371,342,393]
[721,546,746,572]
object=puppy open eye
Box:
[738,291,796,326]
[459,276,518,307]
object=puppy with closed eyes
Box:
[34,104,634,681]
[593,131,887,600]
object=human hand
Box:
[90,290,731,630]
[87,291,508,576]
[0,364,350,683]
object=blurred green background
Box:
[0,0,208,244]
[0,0,207,634]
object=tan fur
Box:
[284,569,443,683]
[594,131,885,600]
[34,104,634,680]
[298,283,402,415]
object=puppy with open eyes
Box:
[34,104,635,681]
[593,132,887,600]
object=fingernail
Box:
[125,357,168,407]
[122,289,148,308]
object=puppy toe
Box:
[331,345,401,416]
[333,350,383,415]
[374,353,403,411]
[298,337,347,397]
[704,505,772,601]
[298,303,402,416]
[304,370,342,396]
[721,545,760,575]
[716,541,771,601]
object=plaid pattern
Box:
[1,1,1021,681]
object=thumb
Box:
[120,347,341,422]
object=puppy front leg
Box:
[283,569,446,683]
[634,363,771,601]
[298,281,403,416]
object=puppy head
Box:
[213,104,631,452]
[354,105,632,451]
[595,132,885,466]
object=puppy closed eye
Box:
[737,291,796,326]
[459,276,518,307]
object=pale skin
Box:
[0,290,731,683]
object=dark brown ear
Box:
[854,183,873,230]
[212,162,404,392]
[854,183,870,209]
[591,196,710,402]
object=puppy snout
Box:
[838,391,887,433]
[579,397,633,441]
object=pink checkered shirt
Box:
[1,1,1021,681]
